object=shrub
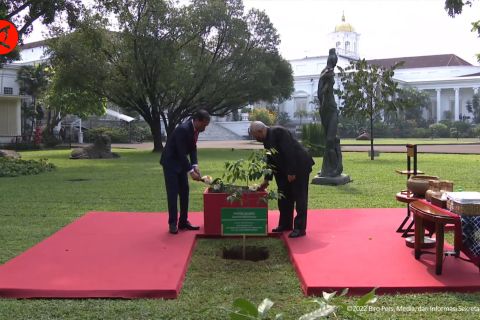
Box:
[249,109,277,126]
[130,123,153,142]
[411,127,430,138]
[85,127,129,143]
[373,121,393,138]
[301,123,325,157]
[0,158,56,177]
[276,112,291,126]
[473,124,480,138]
[205,149,281,204]
[429,123,449,138]
[450,121,472,138]
[42,132,61,147]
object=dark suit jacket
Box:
[263,126,315,180]
[160,120,198,173]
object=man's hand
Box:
[258,180,269,191]
[287,175,296,183]
[193,166,201,175]
[190,171,201,181]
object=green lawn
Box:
[341,138,480,145]
[0,149,479,319]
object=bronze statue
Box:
[317,48,343,177]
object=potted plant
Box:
[202,149,281,236]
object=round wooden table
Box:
[410,200,462,275]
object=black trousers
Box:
[163,166,189,227]
[274,172,310,231]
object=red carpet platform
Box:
[0,212,202,299]
[1,209,479,299]
[281,208,480,295]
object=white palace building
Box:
[1,14,480,143]
[280,14,480,125]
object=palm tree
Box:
[294,109,309,126]
[16,63,50,140]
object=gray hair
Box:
[250,121,267,133]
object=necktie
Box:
[193,130,199,145]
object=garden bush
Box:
[0,158,56,177]
[249,109,277,126]
[429,123,449,138]
[411,127,430,138]
[473,124,480,138]
[130,123,153,142]
[301,123,325,157]
[42,132,62,147]
[449,121,472,138]
[85,127,129,143]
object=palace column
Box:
[436,88,442,122]
[454,88,460,121]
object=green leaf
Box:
[298,305,336,320]
[230,312,256,320]
[356,287,378,306]
[233,298,258,317]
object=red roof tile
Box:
[367,54,472,69]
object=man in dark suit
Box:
[250,121,315,238]
[160,110,210,234]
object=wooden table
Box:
[410,200,462,275]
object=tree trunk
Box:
[370,109,374,161]
[150,119,163,153]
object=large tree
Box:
[0,0,83,65]
[16,63,50,140]
[47,0,293,152]
[43,67,106,136]
[336,59,400,160]
[395,87,431,121]
[466,93,480,123]
[445,0,480,61]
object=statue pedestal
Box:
[311,174,351,186]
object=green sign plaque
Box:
[221,207,268,236]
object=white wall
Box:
[216,121,250,137]
[0,66,21,96]
[0,97,21,142]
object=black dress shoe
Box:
[178,221,200,231]
[169,225,178,234]
[272,226,293,232]
[288,229,306,238]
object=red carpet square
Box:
[281,208,480,295]
[0,212,202,299]
[1,209,479,299]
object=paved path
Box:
[112,140,480,154]
[342,144,480,154]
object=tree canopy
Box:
[0,0,83,65]
[336,59,400,159]
[47,0,293,152]
[445,0,480,60]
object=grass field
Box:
[1,148,479,319]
